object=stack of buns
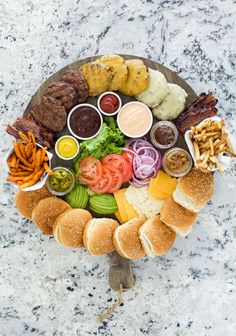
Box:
[15,168,214,259]
[160,168,214,236]
[15,187,119,255]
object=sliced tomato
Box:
[102,164,123,193]
[101,154,131,183]
[89,166,113,194]
[79,156,103,185]
[121,153,133,183]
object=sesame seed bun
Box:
[139,215,176,256]
[15,186,52,219]
[53,209,92,248]
[31,197,71,235]
[173,168,214,212]
[160,197,198,236]
[83,218,119,256]
[113,217,146,260]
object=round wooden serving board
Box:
[24,55,197,291]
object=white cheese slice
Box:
[125,186,165,219]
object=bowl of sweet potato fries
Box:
[4,131,53,191]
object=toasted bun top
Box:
[160,197,197,228]
[53,209,92,248]
[83,218,119,256]
[177,168,214,207]
[15,186,52,219]
[31,197,71,235]
[139,215,176,256]
[113,217,146,260]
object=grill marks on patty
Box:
[30,69,88,133]
[61,69,89,103]
[31,96,67,132]
[45,81,78,111]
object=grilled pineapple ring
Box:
[97,55,128,91]
[80,62,113,96]
[119,59,149,96]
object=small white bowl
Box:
[117,101,153,138]
[67,103,103,140]
[55,135,79,161]
[3,143,53,191]
[97,91,122,116]
[46,167,75,196]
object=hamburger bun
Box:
[53,209,92,248]
[173,168,214,213]
[31,197,71,235]
[113,217,146,260]
[83,218,119,256]
[139,215,176,256]
[15,186,52,219]
[160,197,198,236]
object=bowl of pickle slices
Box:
[46,167,75,196]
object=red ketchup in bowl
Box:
[100,94,119,114]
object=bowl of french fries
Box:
[4,131,53,191]
[185,116,236,172]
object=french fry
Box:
[190,119,236,171]
[193,141,200,162]
[209,138,214,156]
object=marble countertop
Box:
[0,1,236,335]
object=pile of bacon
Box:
[174,92,218,133]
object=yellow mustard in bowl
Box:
[56,136,79,160]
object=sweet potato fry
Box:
[7,157,12,168]
[18,142,27,159]
[18,164,33,172]
[7,175,25,182]
[35,149,42,170]
[21,171,36,182]
[19,131,30,144]
[25,143,33,158]
[13,142,32,168]
[43,162,53,175]
[29,147,36,163]
[11,154,17,168]
[20,168,44,189]
[41,147,47,164]
[15,158,19,169]
[10,171,32,177]
[28,131,36,147]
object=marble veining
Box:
[0,0,236,335]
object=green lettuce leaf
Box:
[74,117,126,174]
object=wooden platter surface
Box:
[23,55,197,291]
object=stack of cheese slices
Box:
[15,168,214,259]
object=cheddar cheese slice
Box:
[114,188,138,223]
[153,170,177,195]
